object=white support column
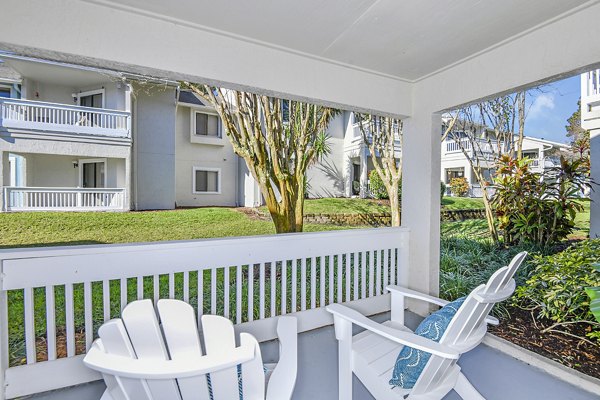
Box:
[359,145,368,198]
[401,111,442,315]
[0,152,9,212]
[590,129,600,238]
[124,153,132,211]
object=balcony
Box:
[0,99,131,139]
[2,187,126,212]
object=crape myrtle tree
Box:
[445,91,528,242]
[182,82,338,233]
[354,114,402,226]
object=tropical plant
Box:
[449,177,469,197]
[586,263,600,339]
[440,181,447,200]
[515,240,600,342]
[492,155,591,246]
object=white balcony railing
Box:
[2,187,126,212]
[0,227,409,398]
[0,99,131,138]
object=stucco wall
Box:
[174,105,238,207]
[21,78,127,110]
[306,112,347,198]
[24,154,125,187]
[133,85,176,210]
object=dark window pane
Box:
[195,170,218,192]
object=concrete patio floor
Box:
[27,313,599,400]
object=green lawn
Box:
[0,208,353,249]
[441,197,484,210]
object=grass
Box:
[259,197,485,216]
[0,208,354,248]
[441,197,484,210]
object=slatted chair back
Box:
[85,299,266,400]
[410,251,527,396]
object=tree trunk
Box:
[517,91,525,160]
[389,187,401,226]
[481,189,498,242]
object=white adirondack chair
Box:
[84,299,298,400]
[327,251,527,400]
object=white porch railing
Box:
[3,187,126,212]
[0,99,131,138]
[0,227,409,399]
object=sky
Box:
[523,74,580,144]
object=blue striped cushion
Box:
[389,297,465,389]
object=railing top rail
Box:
[0,227,409,290]
[4,187,125,192]
[0,98,130,116]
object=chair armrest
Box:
[267,316,298,400]
[387,285,500,326]
[326,304,459,359]
[386,285,449,307]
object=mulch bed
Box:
[490,306,600,379]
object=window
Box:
[193,168,220,194]
[194,111,220,137]
[77,89,105,108]
[0,86,11,98]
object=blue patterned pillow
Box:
[389,297,465,389]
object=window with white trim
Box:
[0,85,11,98]
[193,111,220,137]
[193,167,220,194]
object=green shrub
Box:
[368,169,401,200]
[449,177,469,197]
[440,181,447,200]
[492,155,590,246]
[515,239,600,341]
[440,235,536,316]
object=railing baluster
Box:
[120,278,128,311]
[345,253,351,302]
[259,263,265,319]
[320,256,326,307]
[236,265,242,323]
[45,285,57,361]
[198,269,204,319]
[183,271,190,303]
[390,248,396,286]
[224,267,230,319]
[102,280,110,322]
[310,256,316,309]
[384,249,389,287]
[376,250,382,296]
[300,258,307,311]
[281,261,287,315]
[65,284,75,357]
[24,287,36,364]
[369,250,375,297]
[328,256,334,305]
[291,259,297,312]
[360,251,367,299]
[270,261,276,317]
[84,281,93,351]
[337,254,343,303]
[168,272,175,299]
[210,269,217,314]
[354,253,359,301]
[248,264,254,322]
[137,276,144,300]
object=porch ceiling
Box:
[86,0,589,81]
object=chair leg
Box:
[338,338,353,400]
[454,372,485,400]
